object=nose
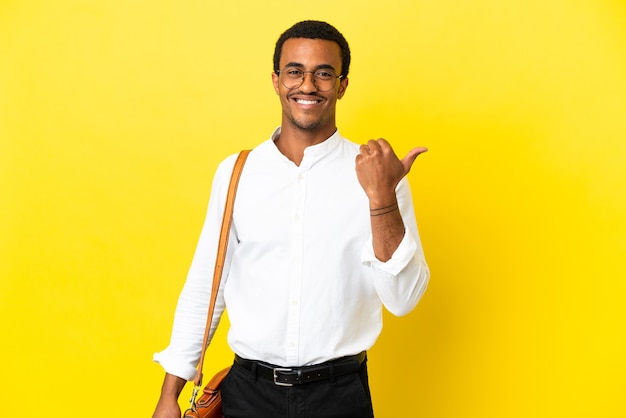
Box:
[299,71,318,93]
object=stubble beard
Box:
[286,112,323,132]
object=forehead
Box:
[279,38,342,71]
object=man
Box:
[153,20,429,418]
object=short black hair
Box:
[273,20,351,78]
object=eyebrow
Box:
[283,62,338,72]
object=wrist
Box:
[368,195,397,211]
[370,202,399,217]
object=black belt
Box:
[234,351,367,386]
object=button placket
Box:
[285,169,306,364]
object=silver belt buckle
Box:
[273,367,295,386]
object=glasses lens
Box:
[280,68,304,90]
[279,68,338,92]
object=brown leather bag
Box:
[182,150,250,418]
[182,367,230,418]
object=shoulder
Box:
[214,139,275,180]
[214,152,241,181]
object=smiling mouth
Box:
[293,98,322,105]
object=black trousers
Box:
[220,357,375,418]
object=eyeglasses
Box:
[277,66,344,92]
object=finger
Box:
[373,138,390,150]
[359,144,371,155]
[401,147,428,174]
[367,139,384,153]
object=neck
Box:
[275,124,336,166]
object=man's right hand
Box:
[152,397,181,418]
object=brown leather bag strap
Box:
[193,149,250,387]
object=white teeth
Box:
[296,99,318,105]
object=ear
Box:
[337,77,349,99]
[271,71,280,94]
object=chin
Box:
[289,116,322,131]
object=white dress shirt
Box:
[154,128,429,381]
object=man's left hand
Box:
[355,138,427,205]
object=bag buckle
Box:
[273,367,299,386]
[182,385,200,417]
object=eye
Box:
[315,70,335,80]
[285,68,304,78]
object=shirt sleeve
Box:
[360,178,430,316]
[153,154,239,380]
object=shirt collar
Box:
[270,127,342,169]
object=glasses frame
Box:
[276,67,345,92]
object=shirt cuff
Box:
[153,348,198,381]
[360,229,418,276]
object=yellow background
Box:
[1,0,625,416]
